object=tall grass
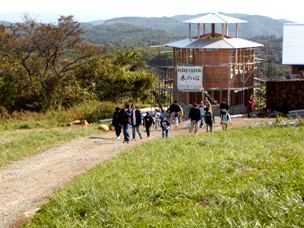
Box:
[27,126,304,227]
[0,101,116,131]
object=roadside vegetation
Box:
[0,101,115,131]
[27,125,304,227]
[0,101,116,167]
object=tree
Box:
[0,16,99,111]
[75,50,157,103]
[112,49,146,71]
[102,49,156,102]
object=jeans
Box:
[132,125,142,140]
[189,120,199,135]
[162,129,169,138]
[123,124,130,142]
[200,115,205,127]
[155,119,160,129]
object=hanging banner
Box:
[177,66,203,92]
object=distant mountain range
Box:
[0,20,11,26]
[1,13,292,48]
[81,13,292,48]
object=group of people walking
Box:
[111,103,172,143]
[112,95,254,142]
[188,97,220,135]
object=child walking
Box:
[220,109,231,131]
[143,112,155,137]
[160,115,170,138]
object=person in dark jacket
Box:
[130,104,142,140]
[204,107,215,132]
[112,107,122,139]
[167,100,181,128]
[121,103,131,143]
[188,103,201,135]
[143,111,155,137]
[219,99,229,115]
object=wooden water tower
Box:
[166,13,263,113]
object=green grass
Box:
[27,126,304,227]
[0,100,115,166]
[0,126,101,167]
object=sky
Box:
[0,0,303,23]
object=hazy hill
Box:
[84,13,293,45]
[86,19,106,26]
[83,23,181,48]
[0,20,11,26]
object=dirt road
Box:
[0,117,264,227]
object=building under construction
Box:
[155,13,264,113]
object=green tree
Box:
[75,50,156,103]
[0,16,99,111]
[113,49,146,71]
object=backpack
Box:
[221,112,230,124]
[161,118,170,129]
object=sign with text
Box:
[177,66,203,92]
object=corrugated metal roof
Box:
[165,38,263,49]
[182,13,247,24]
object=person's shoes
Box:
[116,136,120,140]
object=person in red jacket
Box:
[246,95,255,118]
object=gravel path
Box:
[0,117,263,227]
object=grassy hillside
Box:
[27,125,304,227]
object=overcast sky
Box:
[0,0,303,23]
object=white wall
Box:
[282,24,304,65]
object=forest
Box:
[0,16,156,113]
